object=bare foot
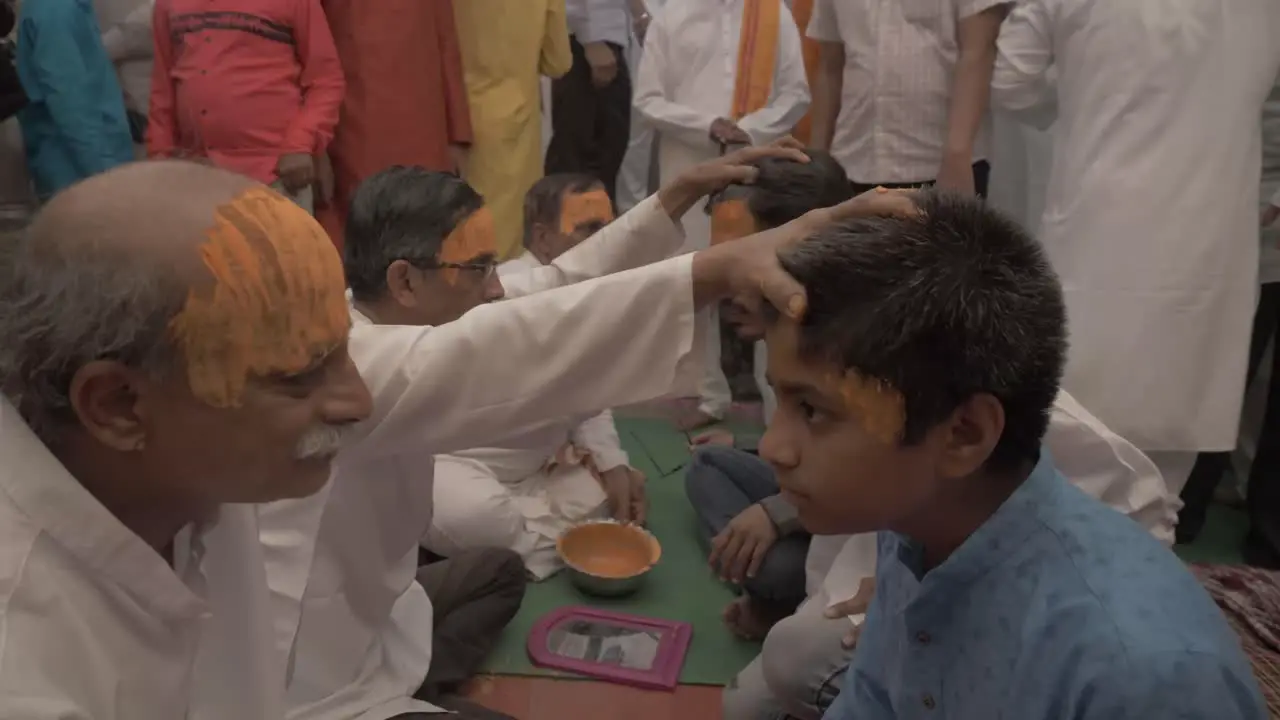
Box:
[676,408,721,432]
[721,596,780,641]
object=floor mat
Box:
[479,417,763,686]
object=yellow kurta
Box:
[454,0,572,259]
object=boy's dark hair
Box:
[522,173,605,248]
[777,191,1067,473]
[708,149,852,229]
[343,165,484,302]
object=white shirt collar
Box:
[0,400,206,619]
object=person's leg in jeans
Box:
[413,547,528,700]
[1178,282,1280,543]
[685,445,810,637]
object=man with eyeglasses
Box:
[256,148,804,719]
[428,172,645,582]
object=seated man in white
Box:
[253,146,826,720]
[429,173,648,579]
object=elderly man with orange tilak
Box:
[0,154,921,717]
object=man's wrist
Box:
[690,246,733,308]
[657,178,701,220]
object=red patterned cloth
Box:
[1191,564,1280,717]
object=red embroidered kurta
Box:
[317,0,473,248]
[148,0,345,184]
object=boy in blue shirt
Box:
[760,190,1266,719]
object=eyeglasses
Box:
[423,260,498,280]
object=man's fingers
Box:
[746,538,768,578]
[708,529,730,568]
[1263,204,1280,227]
[769,135,806,151]
[723,144,809,166]
[820,187,921,226]
[756,267,808,321]
[726,537,754,581]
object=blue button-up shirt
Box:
[16,0,134,200]
[825,450,1265,720]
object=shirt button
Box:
[916,631,931,644]
[922,694,936,710]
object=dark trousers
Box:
[545,36,631,201]
[684,445,810,615]
[405,547,528,719]
[850,159,991,199]
[1179,282,1280,567]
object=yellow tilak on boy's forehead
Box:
[169,187,349,408]
[827,369,906,444]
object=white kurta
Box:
[258,197,689,720]
[800,390,1176,607]
[992,0,1280,452]
[432,251,635,580]
[634,0,811,257]
[634,0,810,416]
[0,401,287,720]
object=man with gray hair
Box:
[0,155,877,717]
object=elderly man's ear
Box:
[68,361,152,452]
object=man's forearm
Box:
[944,10,1005,157]
[809,54,843,150]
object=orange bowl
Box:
[557,520,661,596]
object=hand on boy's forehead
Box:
[710,198,757,245]
[559,189,614,235]
[169,187,350,408]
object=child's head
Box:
[708,149,851,339]
[707,149,851,243]
[760,191,1067,536]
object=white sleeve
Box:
[341,255,703,463]
[571,409,630,471]
[990,0,1059,129]
[1045,391,1177,545]
[738,4,812,144]
[101,1,156,63]
[500,194,685,300]
[633,8,722,149]
[1270,185,1280,208]
[806,0,840,43]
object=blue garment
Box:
[16,0,134,200]
[824,450,1266,720]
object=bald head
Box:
[30,160,260,277]
[0,160,346,441]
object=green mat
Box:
[479,416,763,686]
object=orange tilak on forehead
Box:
[169,187,350,408]
[710,198,758,246]
[559,190,614,234]
[437,207,497,284]
[829,370,906,444]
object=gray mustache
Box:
[295,425,345,460]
